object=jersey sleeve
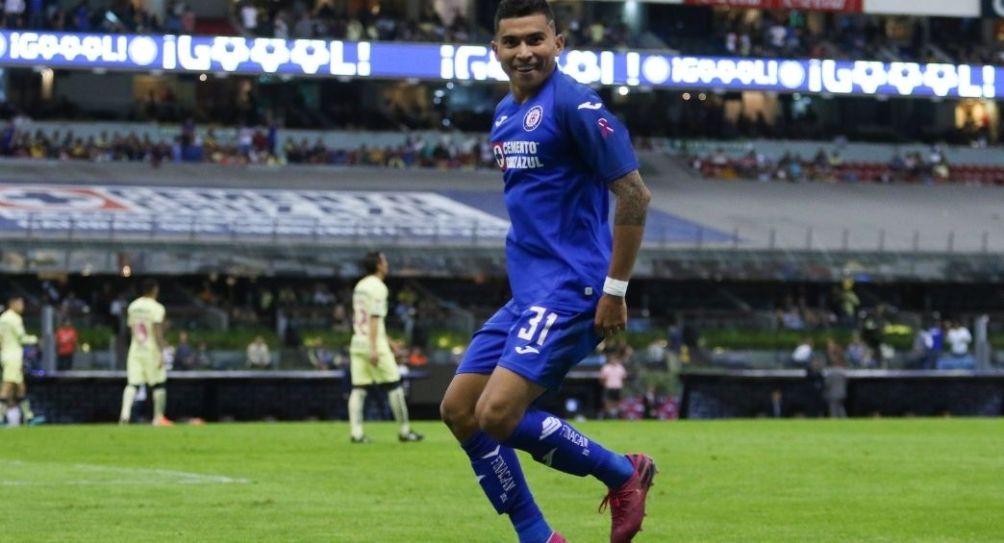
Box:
[154,303,166,324]
[563,88,638,185]
[367,284,388,318]
[16,318,36,344]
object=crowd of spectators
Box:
[235,1,479,45]
[0,121,496,170]
[790,316,976,372]
[3,1,1000,66]
[0,0,193,35]
[672,9,1004,66]
[769,280,982,373]
[687,143,1004,185]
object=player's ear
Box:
[491,39,499,58]
[553,29,565,55]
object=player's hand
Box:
[369,351,379,366]
[594,294,627,337]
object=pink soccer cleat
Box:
[545,532,568,543]
[599,453,657,543]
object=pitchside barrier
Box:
[681,369,1004,418]
[25,368,604,423]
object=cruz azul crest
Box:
[523,105,543,132]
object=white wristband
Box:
[603,277,629,297]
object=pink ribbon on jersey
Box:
[597,118,614,139]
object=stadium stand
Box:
[686,140,1004,185]
[4,1,1002,65]
[0,120,495,169]
[1,0,1002,426]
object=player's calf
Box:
[502,407,636,488]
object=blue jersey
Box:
[490,69,638,311]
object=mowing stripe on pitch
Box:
[0,459,249,486]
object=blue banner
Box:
[0,31,997,98]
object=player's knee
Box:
[474,399,518,441]
[439,395,475,430]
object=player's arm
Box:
[16,320,37,345]
[153,322,167,367]
[595,170,651,337]
[368,316,381,365]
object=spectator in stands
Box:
[790,337,814,368]
[4,0,25,28]
[55,318,78,371]
[273,9,289,38]
[162,342,175,371]
[246,335,271,369]
[238,1,259,36]
[859,308,886,368]
[939,319,974,370]
[909,316,943,369]
[824,357,849,418]
[194,341,212,369]
[824,337,845,368]
[331,303,350,333]
[681,321,705,364]
[26,0,42,28]
[844,331,873,368]
[302,337,324,369]
[173,331,196,371]
[925,318,946,368]
[836,279,860,326]
[769,388,783,418]
[598,345,629,420]
[406,346,428,368]
[778,297,805,331]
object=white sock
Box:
[6,406,21,427]
[153,388,167,421]
[348,388,367,439]
[387,386,410,436]
[120,386,137,422]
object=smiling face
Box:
[492,13,564,102]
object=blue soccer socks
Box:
[502,408,635,489]
[461,431,553,543]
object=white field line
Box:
[0,459,249,486]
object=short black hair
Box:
[361,251,384,275]
[495,0,554,32]
[141,278,159,295]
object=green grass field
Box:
[2,419,1002,542]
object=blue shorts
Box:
[457,299,601,391]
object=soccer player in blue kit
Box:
[438,1,655,542]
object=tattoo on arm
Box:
[609,171,651,226]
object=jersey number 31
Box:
[518,306,558,346]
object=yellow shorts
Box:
[127,354,167,386]
[350,348,400,387]
[1,358,23,385]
